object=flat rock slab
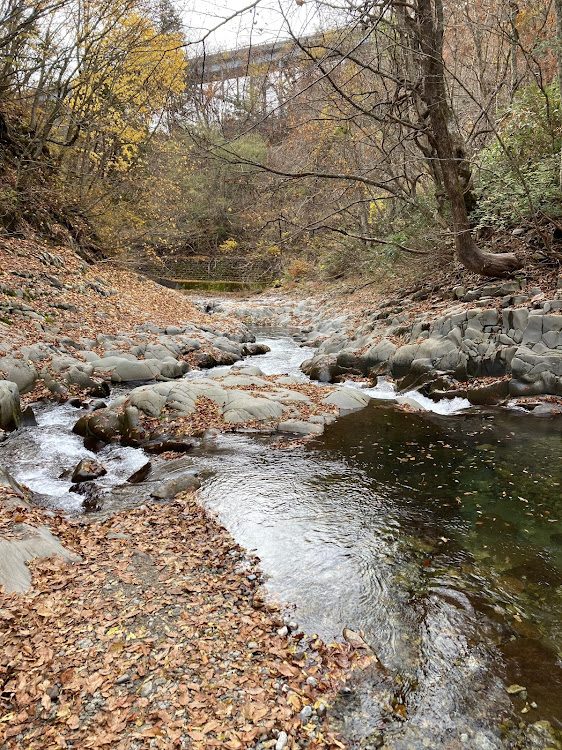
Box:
[0,524,82,594]
[277,420,324,436]
[322,387,371,413]
[150,473,201,499]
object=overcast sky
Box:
[183,0,323,53]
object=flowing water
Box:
[3,330,562,749]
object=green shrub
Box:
[472,83,562,229]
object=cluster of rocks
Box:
[0,319,271,431]
[64,455,202,513]
[72,365,372,450]
[297,279,562,405]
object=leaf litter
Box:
[0,488,372,749]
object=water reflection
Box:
[194,398,562,747]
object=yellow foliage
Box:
[218,238,239,254]
[69,9,186,174]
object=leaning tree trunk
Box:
[415,0,522,277]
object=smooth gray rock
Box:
[129,385,169,417]
[277,420,324,435]
[0,523,82,594]
[389,344,420,377]
[0,381,21,431]
[223,392,284,423]
[521,315,543,345]
[361,339,397,371]
[0,356,37,394]
[322,387,371,413]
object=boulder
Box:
[129,384,169,417]
[71,459,107,483]
[466,380,510,405]
[359,339,397,373]
[277,420,324,436]
[242,343,271,356]
[301,355,339,383]
[322,387,371,413]
[150,473,201,499]
[0,381,21,431]
[0,356,37,394]
[222,391,285,423]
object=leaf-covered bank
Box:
[0,488,370,749]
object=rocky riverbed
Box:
[219,276,562,415]
[1,237,562,749]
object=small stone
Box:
[277,626,289,637]
[115,674,130,685]
[306,677,318,688]
[247,574,257,581]
[530,701,538,709]
[287,621,298,632]
[46,684,60,700]
[316,702,326,717]
[506,684,526,695]
[248,641,259,650]
[140,680,153,697]
[275,731,288,750]
[299,705,313,723]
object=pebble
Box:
[275,731,288,750]
[306,676,318,687]
[299,705,313,723]
[140,680,153,697]
[506,684,526,695]
[277,626,289,637]
[316,702,326,717]
[115,674,130,685]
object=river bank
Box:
[0,480,369,750]
[219,271,562,415]
[0,240,375,750]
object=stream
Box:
[3,329,562,749]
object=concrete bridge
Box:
[187,31,360,84]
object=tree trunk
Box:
[554,0,562,189]
[415,0,522,277]
[510,2,519,102]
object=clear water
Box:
[2,330,562,748]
